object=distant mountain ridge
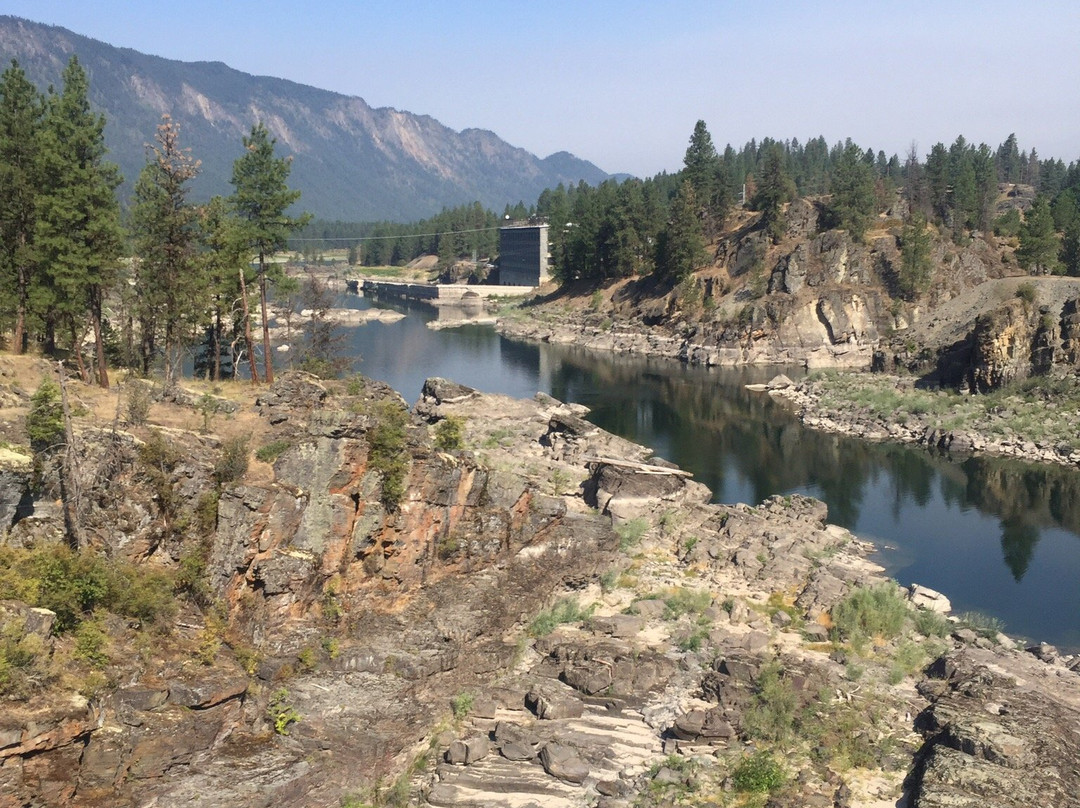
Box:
[0,16,613,221]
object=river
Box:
[331,292,1080,650]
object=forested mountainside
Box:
[0,15,610,220]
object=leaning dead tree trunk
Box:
[238,264,260,384]
[56,362,86,549]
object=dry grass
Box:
[0,353,269,461]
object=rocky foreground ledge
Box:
[0,370,1078,807]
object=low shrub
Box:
[255,439,292,464]
[732,750,786,794]
[369,400,410,509]
[433,417,464,451]
[528,598,594,637]
[957,610,1005,639]
[267,687,301,735]
[742,660,798,745]
[615,518,648,551]
[663,587,712,620]
[214,435,249,485]
[450,691,473,719]
[913,608,950,638]
[830,582,909,645]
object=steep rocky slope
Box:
[0,361,1078,807]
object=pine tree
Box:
[829,142,876,241]
[198,196,249,381]
[1060,221,1080,277]
[996,133,1022,183]
[129,115,204,387]
[897,213,933,299]
[230,122,309,384]
[1016,197,1060,275]
[35,56,123,388]
[655,180,706,283]
[925,143,950,225]
[0,60,44,354]
[752,143,792,243]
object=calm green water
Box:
[340,293,1080,650]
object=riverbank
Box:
[495,303,874,369]
[496,302,1080,472]
[764,369,1080,470]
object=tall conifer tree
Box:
[229,123,308,384]
[35,56,123,388]
[130,115,203,387]
[0,60,44,354]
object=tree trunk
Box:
[258,254,274,385]
[163,321,176,390]
[140,323,155,377]
[90,291,109,389]
[14,252,27,354]
[238,264,259,384]
[70,322,90,384]
[212,309,222,381]
[56,362,86,549]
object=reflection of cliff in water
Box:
[540,342,1080,584]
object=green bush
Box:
[732,750,786,794]
[993,209,1022,238]
[0,544,177,633]
[125,382,152,426]
[615,518,648,551]
[267,687,301,735]
[0,619,47,697]
[663,587,712,620]
[957,610,1004,639]
[27,380,64,455]
[528,598,594,637]
[742,660,798,744]
[214,435,249,485]
[255,439,292,464]
[830,582,909,645]
[433,417,464,451]
[74,618,109,667]
[450,691,474,719]
[369,400,410,509]
[913,609,950,638]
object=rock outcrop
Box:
[1,368,1079,807]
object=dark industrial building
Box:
[498,223,550,286]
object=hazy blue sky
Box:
[4,0,1079,176]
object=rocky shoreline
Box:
[496,308,875,370]
[497,309,1080,472]
[762,373,1080,471]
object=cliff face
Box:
[0,371,620,805]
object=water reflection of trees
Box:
[536,341,1080,582]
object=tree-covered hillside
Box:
[531,122,1080,289]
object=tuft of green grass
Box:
[255,439,292,463]
[830,582,909,646]
[528,598,594,637]
[615,518,649,551]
